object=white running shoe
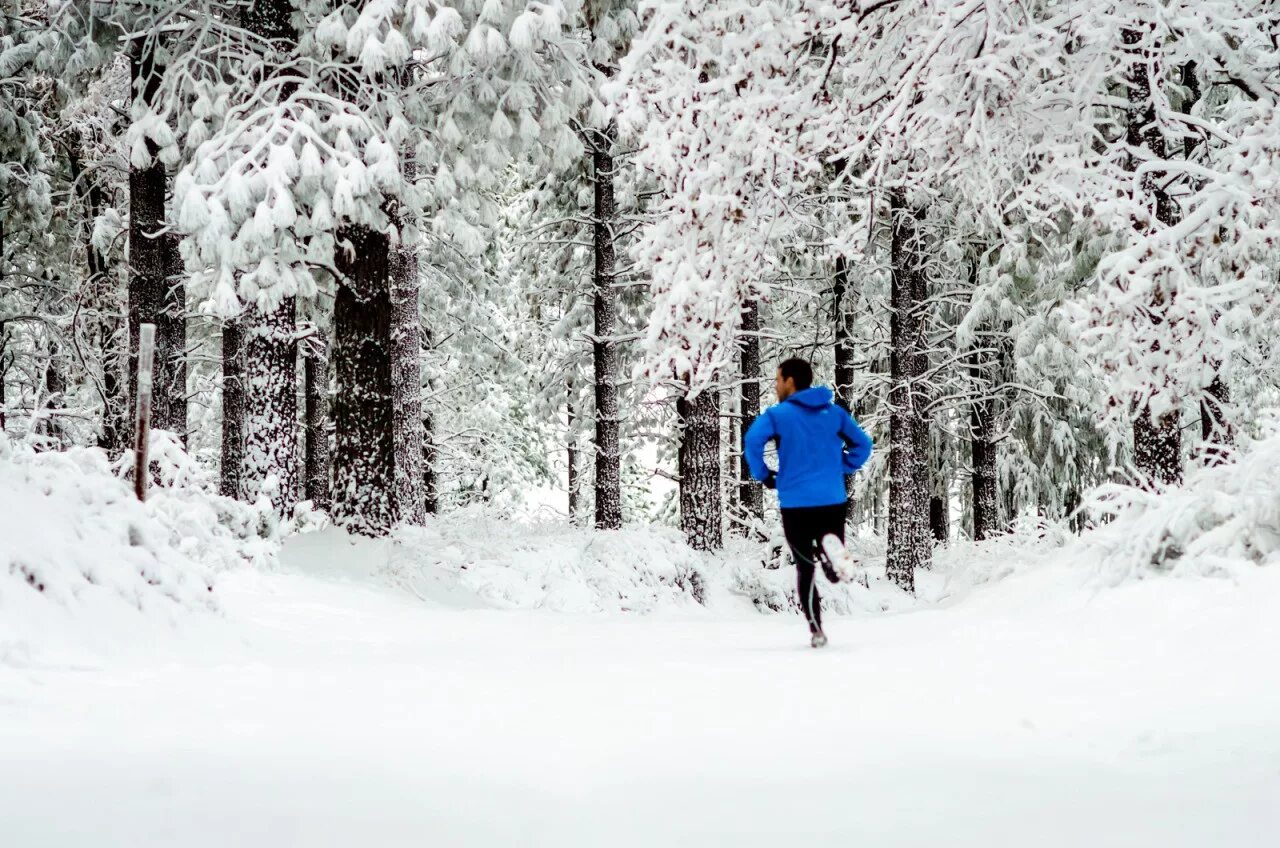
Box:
[821,533,858,582]
[810,630,828,649]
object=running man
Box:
[744,358,874,647]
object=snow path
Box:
[2,557,1279,847]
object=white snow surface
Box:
[2,517,1279,847]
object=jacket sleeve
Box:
[838,408,873,474]
[743,409,777,482]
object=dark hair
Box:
[778,358,813,390]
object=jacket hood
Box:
[785,386,834,410]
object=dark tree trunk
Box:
[41,344,64,446]
[886,188,931,592]
[969,408,1000,541]
[833,255,857,413]
[0,319,7,434]
[589,122,623,530]
[331,225,396,536]
[98,317,126,454]
[567,385,580,522]
[303,335,330,510]
[220,322,244,499]
[230,0,299,513]
[929,495,948,543]
[241,298,297,511]
[1133,405,1182,487]
[735,297,764,535]
[911,250,931,561]
[242,0,294,41]
[1124,27,1182,487]
[1199,376,1232,466]
[390,236,425,525]
[423,410,438,515]
[128,46,186,442]
[677,387,722,551]
[967,347,1000,541]
[0,227,5,432]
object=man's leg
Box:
[795,553,822,634]
[782,508,823,634]
[818,502,851,583]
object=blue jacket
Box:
[744,386,873,509]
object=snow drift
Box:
[283,509,926,618]
[1084,427,1280,581]
[0,433,275,665]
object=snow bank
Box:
[0,433,275,666]
[284,509,924,618]
[1084,430,1280,581]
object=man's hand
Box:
[762,471,777,490]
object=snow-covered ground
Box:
[3,529,1278,847]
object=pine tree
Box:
[588,119,623,530]
[331,225,396,535]
[127,37,186,442]
[886,189,932,590]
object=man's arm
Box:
[743,410,777,482]
[838,408,873,473]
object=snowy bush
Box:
[279,508,918,618]
[386,511,714,613]
[0,433,275,664]
[1083,429,1280,580]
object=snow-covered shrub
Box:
[928,517,1072,595]
[1083,428,1280,581]
[0,432,275,664]
[117,431,279,571]
[283,507,913,617]
[386,510,713,613]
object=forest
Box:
[2,1,1277,583]
[1,2,1279,843]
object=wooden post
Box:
[134,323,155,502]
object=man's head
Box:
[775,357,813,401]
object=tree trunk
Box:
[886,188,931,592]
[331,225,396,536]
[1200,376,1232,466]
[98,315,126,454]
[589,122,623,531]
[1124,27,1182,487]
[219,322,244,499]
[1133,405,1182,487]
[833,255,857,413]
[41,343,64,446]
[1183,61,1231,469]
[302,336,331,511]
[242,0,294,40]
[735,297,764,535]
[390,237,425,525]
[240,298,297,512]
[0,227,5,433]
[929,495,948,543]
[423,410,438,515]
[128,46,186,442]
[227,0,299,513]
[967,348,1000,541]
[567,385,580,522]
[0,319,7,434]
[677,387,722,552]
